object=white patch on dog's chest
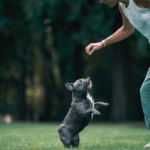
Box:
[87,93,94,120]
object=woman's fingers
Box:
[85,44,94,54]
[89,47,96,55]
[85,44,91,53]
[85,42,102,55]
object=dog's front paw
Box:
[93,109,101,115]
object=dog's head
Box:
[65,77,92,99]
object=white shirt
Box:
[120,0,150,43]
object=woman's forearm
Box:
[104,26,134,46]
[85,26,134,55]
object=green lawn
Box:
[0,123,149,150]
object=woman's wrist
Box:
[99,41,105,48]
[102,40,106,47]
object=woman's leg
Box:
[140,68,150,130]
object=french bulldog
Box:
[57,77,109,148]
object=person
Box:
[85,0,150,147]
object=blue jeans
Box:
[140,68,150,130]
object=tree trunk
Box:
[110,44,127,121]
[18,65,26,121]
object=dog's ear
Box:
[65,83,74,91]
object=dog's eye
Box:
[79,80,82,82]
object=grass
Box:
[0,122,150,150]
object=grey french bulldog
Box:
[57,77,109,148]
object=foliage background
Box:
[0,0,149,122]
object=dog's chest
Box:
[87,93,94,107]
[87,93,94,120]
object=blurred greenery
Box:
[0,123,149,149]
[0,0,150,122]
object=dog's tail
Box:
[57,127,60,133]
[57,124,65,133]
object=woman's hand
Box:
[85,42,104,55]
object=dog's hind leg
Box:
[71,134,79,148]
[57,125,72,148]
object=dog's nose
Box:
[87,77,90,82]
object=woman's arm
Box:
[85,3,135,55]
[104,4,135,45]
